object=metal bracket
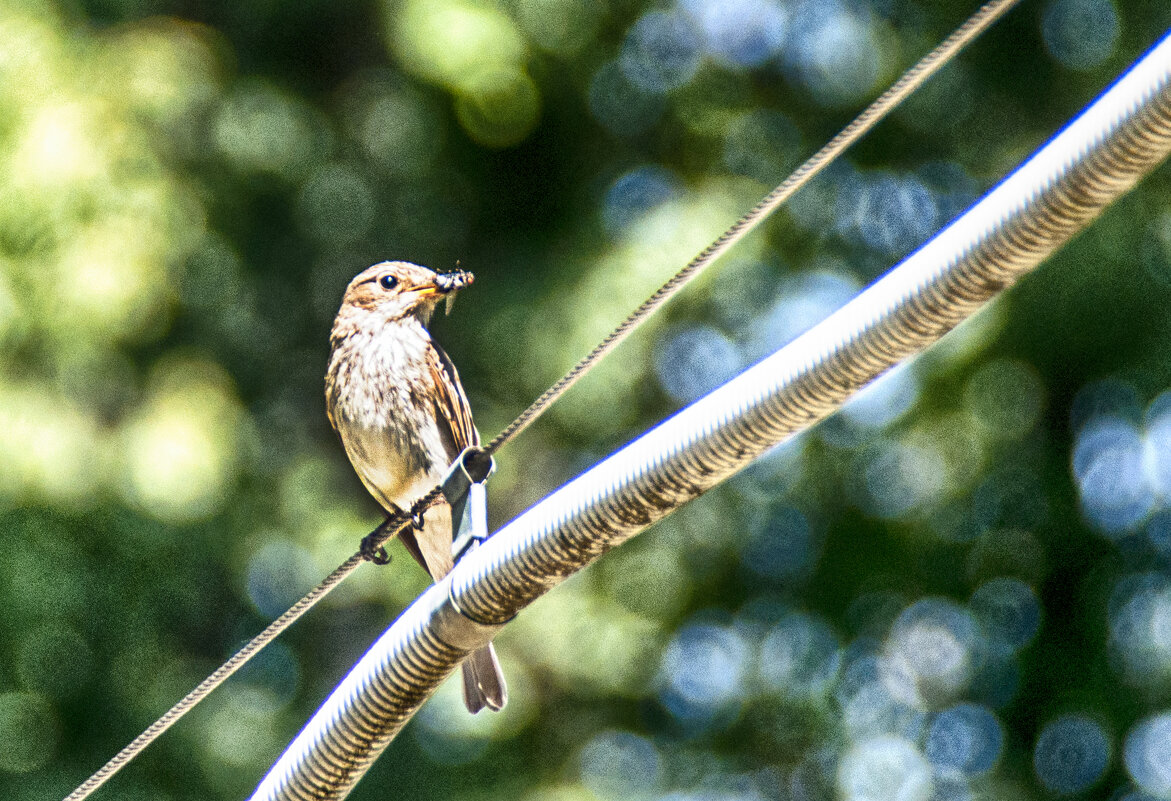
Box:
[441,447,495,562]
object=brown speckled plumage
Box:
[325,261,507,713]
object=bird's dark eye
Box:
[379,274,398,290]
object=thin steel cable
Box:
[62,555,363,801]
[62,489,443,801]
[65,3,1017,797]
[484,0,1023,455]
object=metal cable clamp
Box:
[442,447,495,562]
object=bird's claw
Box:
[359,532,392,565]
[411,510,426,530]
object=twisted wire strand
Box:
[484,0,1023,455]
[65,2,1021,798]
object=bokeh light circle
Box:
[1144,393,1171,498]
[213,80,319,178]
[838,364,920,433]
[660,623,751,725]
[837,734,933,801]
[1041,0,1120,71]
[880,598,983,707]
[655,324,743,404]
[857,441,947,520]
[297,162,376,247]
[346,78,443,177]
[453,69,541,148]
[1107,572,1171,691]
[516,0,602,55]
[787,1,883,106]
[758,612,841,698]
[839,659,927,743]
[925,703,1003,776]
[854,173,938,258]
[965,359,1044,441]
[1073,417,1155,534]
[970,577,1042,652]
[1123,712,1171,797]
[390,0,526,93]
[119,361,242,524]
[681,0,788,67]
[741,505,822,582]
[246,539,319,619]
[1033,715,1110,795]
[602,166,681,235]
[746,269,858,363]
[620,10,703,95]
[580,730,663,800]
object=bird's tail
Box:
[462,642,507,713]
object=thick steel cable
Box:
[65,6,1014,798]
[484,0,1023,455]
[251,30,1171,801]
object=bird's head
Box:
[340,261,474,326]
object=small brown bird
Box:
[325,261,507,713]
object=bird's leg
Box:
[360,515,407,564]
[406,489,441,534]
[359,535,390,564]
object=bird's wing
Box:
[426,339,480,461]
[406,340,478,581]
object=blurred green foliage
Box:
[3,0,1171,799]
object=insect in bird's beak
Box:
[435,270,473,315]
